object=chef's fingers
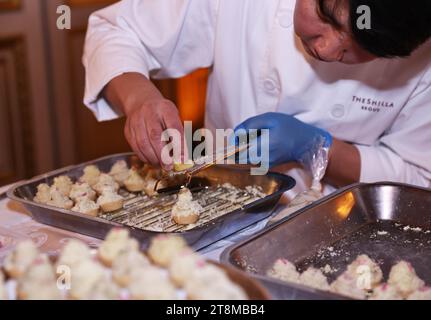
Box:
[132,115,160,166]
[145,113,172,171]
[162,110,189,163]
[124,117,149,163]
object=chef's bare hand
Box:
[103,73,186,170]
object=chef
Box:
[83,0,431,196]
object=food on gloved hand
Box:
[171,188,202,225]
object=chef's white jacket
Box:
[83,0,431,195]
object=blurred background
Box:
[0,0,208,187]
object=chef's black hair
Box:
[317,0,431,58]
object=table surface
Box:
[0,184,286,263]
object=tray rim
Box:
[220,181,431,300]
[6,152,296,235]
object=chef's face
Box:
[294,0,376,64]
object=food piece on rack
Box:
[329,272,367,300]
[69,182,96,202]
[147,235,187,267]
[369,283,403,300]
[168,249,206,287]
[185,264,247,300]
[0,272,7,300]
[124,168,146,192]
[72,198,100,217]
[173,161,194,172]
[109,160,130,186]
[407,287,431,300]
[299,267,330,291]
[69,259,119,300]
[267,259,300,284]
[53,175,73,196]
[93,173,120,195]
[388,261,425,297]
[112,249,151,287]
[142,176,162,197]
[128,266,177,300]
[97,190,124,213]
[17,254,62,300]
[98,229,139,267]
[47,186,74,210]
[33,183,51,204]
[345,254,383,290]
[57,239,92,269]
[3,240,40,278]
[171,188,202,225]
[79,165,101,187]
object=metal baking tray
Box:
[221,182,431,299]
[7,153,295,250]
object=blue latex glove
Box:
[234,112,333,168]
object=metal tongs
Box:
[155,141,252,194]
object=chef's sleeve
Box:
[82,0,218,121]
[356,68,431,187]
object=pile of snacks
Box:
[267,254,430,300]
[0,229,248,300]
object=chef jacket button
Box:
[331,104,345,118]
[278,12,293,28]
[263,79,278,92]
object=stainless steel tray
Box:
[221,182,431,299]
[7,153,295,250]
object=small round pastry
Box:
[299,267,330,291]
[267,259,300,284]
[69,259,109,300]
[369,283,403,300]
[124,168,146,192]
[69,182,96,202]
[142,176,160,197]
[79,165,101,187]
[17,254,62,300]
[0,272,7,300]
[345,254,383,290]
[47,186,74,210]
[72,198,100,217]
[407,287,431,300]
[93,173,120,195]
[112,249,151,287]
[184,264,246,300]
[128,266,177,300]
[3,240,40,278]
[98,229,139,267]
[168,249,206,287]
[388,261,425,297]
[97,190,124,213]
[33,183,51,204]
[56,239,92,269]
[85,280,121,300]
[109,160,130,186]
[147,235,188,267]
[329,272,367,300]
[53,175,73,196]
[171,188,202,225]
